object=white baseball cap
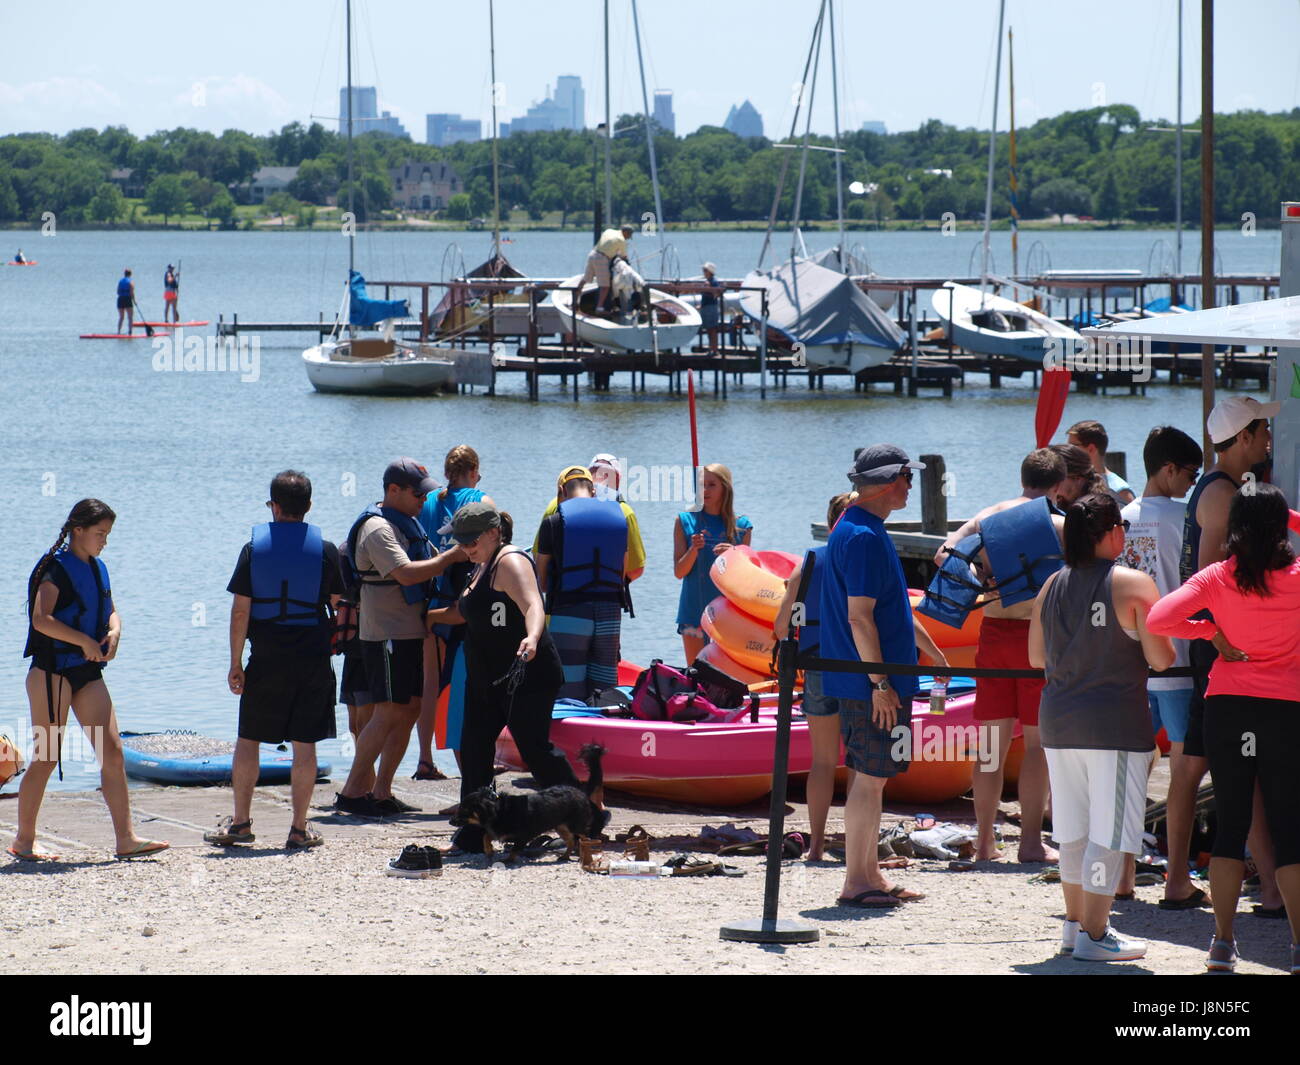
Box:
[1206,396,1280,445]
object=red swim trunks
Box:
[164,290,178,302]
[973,616,1043,725]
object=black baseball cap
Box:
[848,444,925,486]
[449,501,501,544]
[383,458,440,496]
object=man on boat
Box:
[115,269,135,335]
[211,471,345,850]
[932,448,1066,863]
[1177,396,1283,914]
[536,465,643,702]
[1067,420,1135,504]
[334,460,466,817]
[163,264,180,323]
[580,223,635,315]
[822,445,945,908]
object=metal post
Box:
[1277,202,1300,512]
[759,292,769,399]
[1175,0,1184,278]
[630,0,665,258]
[1200,0,1215,458]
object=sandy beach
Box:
[1,762,1292,977]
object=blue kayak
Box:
[121,730,332,786]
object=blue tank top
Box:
[675,509,753,629]
[421,485,485,607]
[117,277,132,298]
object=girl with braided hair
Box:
[8,499,168,862]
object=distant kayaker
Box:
[673,463,752,664]
[14,249,26,264]
[579,223,635,314]
[116,269,134,334]
[163,264,180,323]
[700,262,723,353]
[11,498,168,862]
[1067,420,1135,504]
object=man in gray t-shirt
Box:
[336,459,465,817]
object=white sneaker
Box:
[1072,925,1147,962]
[1060,919,1080,955]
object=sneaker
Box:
[385,844,442,879]
[1205,937,1238,973]
[1072,925,1147,962]
[1060,919,1080,955]
[334,792,382,817]
[374,795,422,816]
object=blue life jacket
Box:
[555,497,628,605]
[421,485,484,609]
[345,504,432,606]
[46,549,112,671]
[117,277,132,298]
[918,496,1061,629]
[248,522,324,626]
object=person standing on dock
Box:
[333,460,465,817]
[821,446,943,908]
[934,449,1066,864]
[1177,395,1284,916]
[1116,426,1204,906]
[211,471,344,850]
[163,264,180,324]
[673,464,752,664]
[115,268,134,334]
[699,263,723,354]
[1067,420,1135,504]
[580,223,635,315]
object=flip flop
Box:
[7,845,60,862]
[114,840,169,860]
[887,885,925,902]
[837,889,902,909]
[1252,903,1287,919]
[1158,887,1210,910]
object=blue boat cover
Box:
[740,257,904,351]
[349,270,409,326]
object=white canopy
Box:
[1081,294,1300,348]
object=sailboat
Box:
[301,0,456,396]
[740,0,903,373]
[930,2,1084,365]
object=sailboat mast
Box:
[790,10,825,261]
[489,0,501,257]
[1175,0,1183,277]
[603,0,612,224]
[1008,27,1019,278]
[630,0,665,257]
[345,0,354,283]
[979,0,1007,291]
[829,0,845,264]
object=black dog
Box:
[455,744,609,863]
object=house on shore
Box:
[389,160,462,211]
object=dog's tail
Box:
[578,743,605,797]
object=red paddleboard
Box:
[79,333,154,340]
[139,320,209,328]
[6,261,37,266]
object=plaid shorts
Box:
[839,698,912,778]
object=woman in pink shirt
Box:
[1147,484,1300,974]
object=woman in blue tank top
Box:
[673,463,752,663]
[414,446,494,778]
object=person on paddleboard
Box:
[115,269,134,334]
[14,249,26,264]
[163,264,180,323]
[10,499,168,862]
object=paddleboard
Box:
[121,730,331,786]
[6,260,37,266]
[139,320,210,328]
[79,333,154,340]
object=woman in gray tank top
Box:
[1028,493,1175,963]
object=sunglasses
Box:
[1112,519,1131,533]
[1177,464,1201,478]
[900,469,914,485]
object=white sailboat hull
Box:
[302,340,457,395]
[802,341,895,373]
[548,275,702,353]
[931,282,1081,364]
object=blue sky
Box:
[2,0,1298,140]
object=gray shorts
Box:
[800,669,840,717]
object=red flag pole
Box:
[687,367,700,492]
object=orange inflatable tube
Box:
[711,546,799,623]
[695,640,772,686]
[701,596,775,673]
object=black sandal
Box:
[285,825,324,851]
[412,760,448,781]
[204,818,255,846]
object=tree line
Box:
[2,105,1298,227]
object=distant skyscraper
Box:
[372,111,410,139]
[339,86,378,133]
[427,113,482,146]
[724,100,763,139]
[653,90,675,135]
[861,120,888,135]
[553,75,585,129]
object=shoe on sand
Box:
[286,826,324,851]
[1060,919,1080,955]
[1072,926,1146,962]
[1205,938,1237,973]
[204,818,255,846]
[385,844,442,878]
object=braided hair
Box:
[28,499,116,611]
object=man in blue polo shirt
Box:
[821,444,948,909]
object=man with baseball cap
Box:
[532,458,647,576]
[1170,395,1283,912]
[820,445,947,908]
[335,459,467,816]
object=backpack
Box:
[629,661,698,721]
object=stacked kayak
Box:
[697,546,798,683]
[122,730,331,786]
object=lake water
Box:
[0,226,1280,789]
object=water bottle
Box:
[929,677,948,716]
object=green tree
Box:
[88,181,126,223]
[446,192,471,221]
[144,173,188,224]
[1094,170,1121,222]
[262,189,299,219]
[1031,177,1092,219]
[208,187,236,227]
[289,158,336,204]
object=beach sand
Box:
[1,762,1292,976]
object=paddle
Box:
[133,298,154,338]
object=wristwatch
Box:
[873,678,890,693]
